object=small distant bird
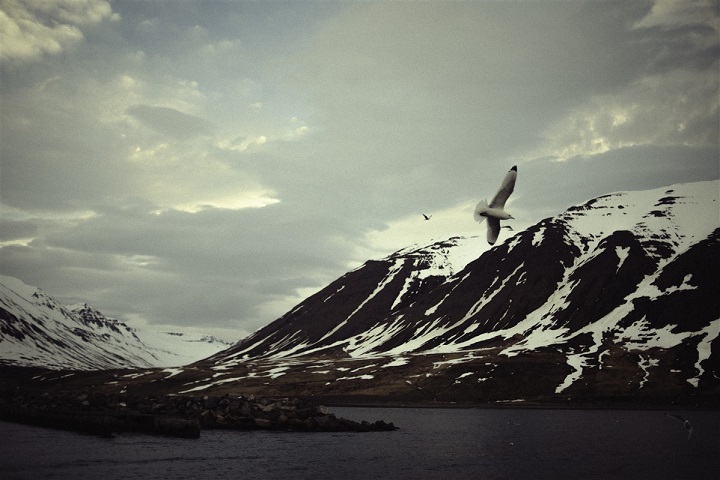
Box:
[665,413,693,440]
[474,165,517,245]
[423,214,432,220]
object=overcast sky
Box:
[1,0,718,341]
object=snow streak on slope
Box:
[212,236,490,364]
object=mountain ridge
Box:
[212,180,719,361]
[0,275,232,370]
[179,180,718,404]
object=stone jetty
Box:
[0,391,397,438]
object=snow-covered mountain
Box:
[0,276,232,370]
[176,180,718,404]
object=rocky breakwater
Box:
[199,394,396,432]
[0,391,397,438]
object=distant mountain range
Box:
[1,180,718,406]
[0,276,232,370]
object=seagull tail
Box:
[474,199,489,224]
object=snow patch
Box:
[383,357,409,367]
[555,352,588,394]
[638,355,658,389]
[615,246,630,272]
[687,319,720,388]
[532,227,545,246]
[161,368,185,379]
[346,258,404,322]
[337,374,374,381]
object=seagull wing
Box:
[489,166,517,209]
[487,217,500,245]
[665,413,693,439]
[665,413,686,423]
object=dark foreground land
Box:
[0,390,397,438]
[0,365,398,438]
[1,363,717,439]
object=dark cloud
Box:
[0,88,130,211]
[0,219,39,242]
[127,105,213,139]
[0,200,351,332]
[517,145,720,219]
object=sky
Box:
[1,0,718,341]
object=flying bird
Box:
[665,413,693,440]
[474,165,517,245]
[423,214,432,220]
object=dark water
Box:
[1,408,718,480]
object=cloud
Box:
[0,218,38,243]
[127,104,213,140]
[218,134,268,153]
[0,64,278,215]
[633,0,719,30]
[538,69,719,161]
[515,145,720,220]
[0,87,131,212]
[0,200,358,333]
[292,1,716,167]
[0,0,118,63]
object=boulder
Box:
[253,418,273,429]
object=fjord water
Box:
[1,407,718,480]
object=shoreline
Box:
[302,393,720,411]
[323,401,720,411]
[0,392,398,438]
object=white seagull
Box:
[474,165,517,245]
[665,413,693,440]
